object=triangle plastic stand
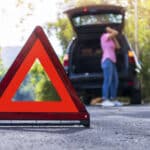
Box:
[0,26,90,127]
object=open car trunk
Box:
[71,38,102,74]
[70,35,128,76]
[64,5,125,39]
[65,5,128,78]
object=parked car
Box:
[63,5,141,105]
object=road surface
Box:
[0,105,150,150]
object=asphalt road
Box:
[0,105,150,150]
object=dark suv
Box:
[63,5,141,104]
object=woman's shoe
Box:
[113,100,123,106]
[101,100,115,107]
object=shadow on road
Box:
[0,126,89,134]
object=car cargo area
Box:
[70,36,127,75]
[71,38,102,74]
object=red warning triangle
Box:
[0,26,89,125]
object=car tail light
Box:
[83,7,88,13]
[128,81,134,86]
[63,54,69,67]
[128,51,135,63]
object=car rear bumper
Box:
[69,73,137,96]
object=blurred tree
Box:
[138,0,150,101]
[0,48,7,81]
[76,0,101,6]
[13,75,35,101]
[46,17,74,55]
[124,0,150,101]
[30,61,60,101]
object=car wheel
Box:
[130,89,142,104]
[80,95,91,105]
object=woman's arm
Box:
[106,27,119,39]
[105,26,120,49]
[113,37,120,49]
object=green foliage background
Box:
[30,61,60,101]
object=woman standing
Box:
[100,27,122,107]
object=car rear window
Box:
[72,13,123,27]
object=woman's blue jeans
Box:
[101,59,119,100]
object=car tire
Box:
[81,95,91,105]
[130,89,142,104]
